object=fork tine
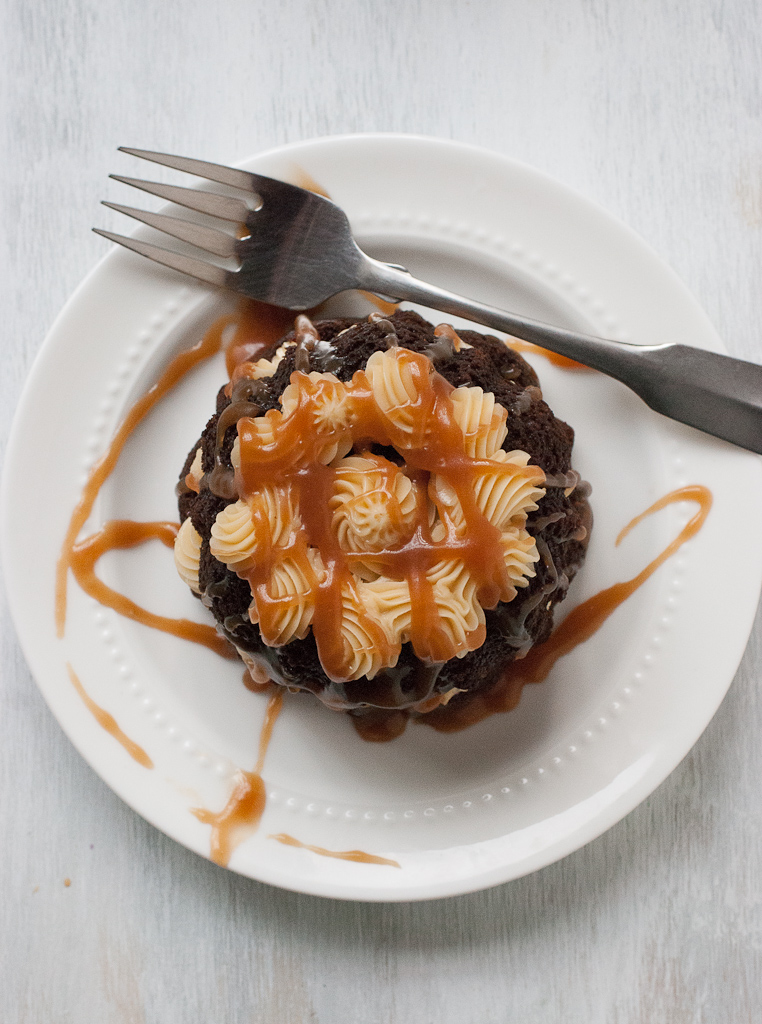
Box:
[117,147,320,204]
[118,147,260,193]
[101,201,238,258]
[109,175,249,223]
[92,228,231,289]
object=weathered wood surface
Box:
[1,1,761,1021]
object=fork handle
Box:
[359,258,762,456]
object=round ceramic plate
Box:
[4,135,762,901]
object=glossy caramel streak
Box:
[192,770,266,867]
[424,485,713,733]
[506,338,589,371]
[255,688,284,773]
[224,299,298,378]
[56,319,226,636]
[357,291,400,317]
[519,485,714,681]
[269,833,401,868]
[69,520,230,657]
[66,663,153,769]
[192,688,283,866]
[289,167,332,198]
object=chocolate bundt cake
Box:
[174,309,591,721]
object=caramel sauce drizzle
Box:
[57,303,298,657]
[69,520,230,657]
[236,348,543,680]
[506,338,588,371]
[191,688,283,866]
[419,485,713,734]
[242,667,273,693]
[66,664,153,769]
[224,299,298,379]
[357,292,400,317]
[289,167,332,198]
[268,833,401,868]
[56,316,228,638]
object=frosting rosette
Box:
[330,454,419,555]
[173,517,202,594]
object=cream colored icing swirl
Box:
[337,582,397,680]
[430,449,545,536]
[449,386,508,458]
[427,558,485,657]
[173,518,202,594]
[186,448,203,491]
[330,455,418,553]
[251,555,317,646]
[240,371,354,465]
[209,499,260,570]
[210,487,301,571]
[364,347,432,443]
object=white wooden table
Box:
[2,2,761,1020]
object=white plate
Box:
[4,134,762,901]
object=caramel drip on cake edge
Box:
[224,299,298,379]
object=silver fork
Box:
[95,147,762,456]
